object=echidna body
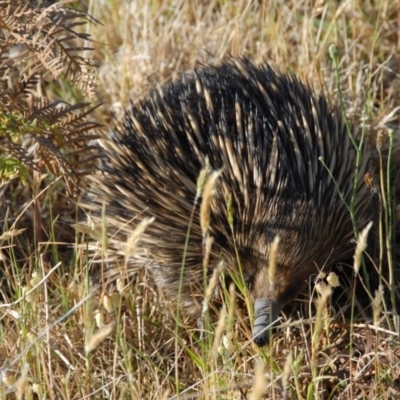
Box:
[88,59,373,346]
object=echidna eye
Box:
[245,274,255,289]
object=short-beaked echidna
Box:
[87,58,373,347]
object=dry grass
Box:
[1,0,400,398]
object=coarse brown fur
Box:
[85,58,376,346]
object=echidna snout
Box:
[252,298,283,346]
[87,58,373,346]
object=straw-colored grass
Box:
[1,0,400,398]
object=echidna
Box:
[87,58,373,347]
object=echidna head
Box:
[238,237,317,347]
[250,267,306,346]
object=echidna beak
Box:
[252,297,283,347]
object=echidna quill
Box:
[87,58,373,347]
